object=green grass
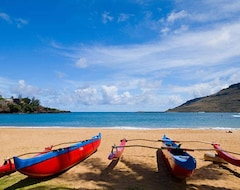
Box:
[0,173,75,190]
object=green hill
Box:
[167,83,240,112]
[0,96,70,113]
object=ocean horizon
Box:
[0,112,239,129]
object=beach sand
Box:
[0,128,240,190]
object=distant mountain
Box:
[167,83,240,112]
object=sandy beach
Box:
[0,128,240,190]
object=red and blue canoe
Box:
[0,145,53,178]
[108,138,127,160]
[13,133,101,178]
[161,134,196,179]
[213,143,240,167]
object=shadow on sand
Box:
[219,164,240,178]
[4,150,239,190]
[60,150,234,190]
[156,149,234,190]
[102,158,120,174]
[4,176,51,190]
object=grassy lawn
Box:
[0,173,74,190]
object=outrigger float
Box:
[108,135,240,179]
[108,135,197,179]
[108,138,127,160]
[212,143,240,167]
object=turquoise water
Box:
[0,112,239,129]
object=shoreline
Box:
[0,126,239,130]
[1,128,240,189]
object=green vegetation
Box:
[0,95,70,113]
[0,173,74,190]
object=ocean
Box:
[0,112,239,129]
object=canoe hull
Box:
[14,133,101,178]
[161,135,196,179]
[0,146,52,178]
[161,149,195,178]
[108,138,127,160]
[213,144,240,167]
[0,159,16,178]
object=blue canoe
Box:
[161,134,196,179]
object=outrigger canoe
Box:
[161,134,196,179]
[0,145,53,178]
[213,143,240,167]
[108,138,127,160]
[0,159,15,178]
[13,133,101,178]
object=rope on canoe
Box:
[125,138,161,142]
[114,145,159,149]
[52,141,81,147]
[8,138,95,158]
[182,148,240,156]
[126,138,213,144]
[15,151,45,158]
[173,140,213,145]
[52,138,93,147]
[113,145,240,156]
[14,146,73,158]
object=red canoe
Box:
[108,138,127,160]
[0,159,15,178]
[161,135,196,179]
[13,133,101,178]
[213,143,240,167]
[0,145,53,178]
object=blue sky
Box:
[0,0,240,112]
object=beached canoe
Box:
[212,143,240,167]
[108,138,127,160]
[0,145,53,178]
[0,159,15,178]
[13,133,101,178]
[161,134,196,179]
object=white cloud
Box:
[11,80,41,97]
[167,10,188,23]
[118,13,133,22]
[101,85,132,105]
[102,12,113,24]
[0,12,28,27]
[66,21,240,77]
[171,79,230,99]
[75,57,88,68]
[173,25,189,34]
[74,87,98,105]
[45,17,240,111]
[5,0,238,111]
[0,12,11,23]
[16,18,28,28]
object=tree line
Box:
[0,95,69,113]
